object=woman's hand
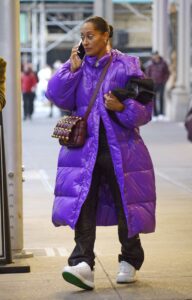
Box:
[70,46,82,73]
[104,91,125,112]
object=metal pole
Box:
[175,0,190,90]
[94,0,114,25]
[32,3,39,71]
[0,112,30,273]
[0,112,12,265]
[0,0,23,253]
[39,2,46,69]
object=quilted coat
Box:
[46,49,156,238]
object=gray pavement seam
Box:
[96,255,123,300]
[38,169,54,193]
[156,169,192,194]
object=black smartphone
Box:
[77,42,85,60]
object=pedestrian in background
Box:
[145,51,170,119]
[36,64,53,117]
[0,57,6,112]
[21,63,37,120]
[46,16,156,291]
[52,60,69,117]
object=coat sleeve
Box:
[114,56,153,128]
[0,58,6,111]
[115,100,152,128]
[45,60,82,110]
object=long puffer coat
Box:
[46,49,156,238]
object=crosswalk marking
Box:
[57,247,69,256]
[25,247,69,257]
[45,247,56,257]
[25,247,114,257]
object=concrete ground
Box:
[0,105,192,300]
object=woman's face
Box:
[80,22,109,59]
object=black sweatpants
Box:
[68,145,144,271]
[23,92,35,119]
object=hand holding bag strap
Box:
[84,55,112,121]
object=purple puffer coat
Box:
[46,49,156,238]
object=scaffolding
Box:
[20,0,152,70]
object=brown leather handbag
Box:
[52,56,112,147]
[52,115,87,147]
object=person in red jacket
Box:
[21,63,37,120]
[145,51,170,118]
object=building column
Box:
[170,0,191,121]
[94,0,113,25]
[152,0,169,60]
[0,0,23,252]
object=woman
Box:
[46,16,156,290]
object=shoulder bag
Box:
[52,56,112,147]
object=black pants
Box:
[154,83,165,116]
[68,150,144,271]
[23,92,35,119]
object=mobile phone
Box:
[77,42,85,60]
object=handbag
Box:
[52,115,87,147]
[52,56,112,147]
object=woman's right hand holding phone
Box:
[70,46,82,73]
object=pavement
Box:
[0,103,192,300]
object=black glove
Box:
[111,77,155,105]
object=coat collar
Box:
[84,50,113,69]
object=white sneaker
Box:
[116,261,137,283]
[62,262,94,290]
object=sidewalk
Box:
[0,114,192,300]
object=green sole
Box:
[62,271,94,290]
